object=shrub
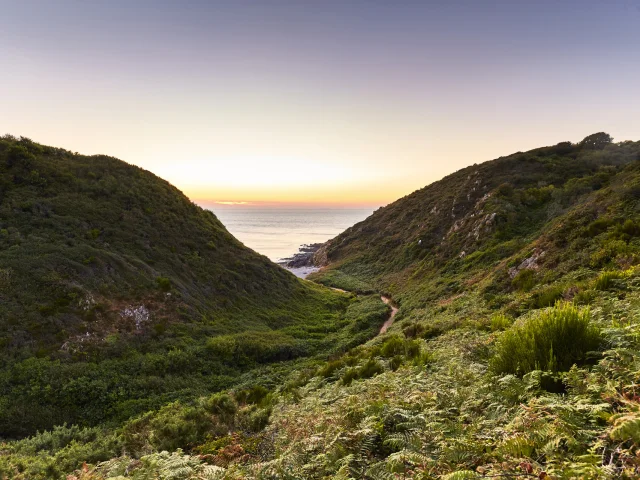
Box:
[202,392,237,419]
[358,359,384,379]
[491,302,601,375]
[574,289,596,305]
[341,368,359,386]
[318,359,345,378]
[529,284,565,308]
[156,276,171,291]
[490,313,512,332]
[128,402,219,453]
[594,270,625,291]
[236,385,269,405]
[402,322,425,338]
[389,355,403,371]
[345,295,389,332]
[579,132,612,150]
[404,339,422,359]
[340,359,384,386]
[239,406,271,432]
[585,218,613,237]
[512,269,536,291]
[380,336,404,357]
[206,331,304,365]
[590,239,630,267]
[206,335,236,362]
[420,323,445,339]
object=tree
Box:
[580,132,613,150]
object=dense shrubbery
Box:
[492,302,601,375]
[0,135,365,437]
[4,134,640,477]
[308,269,376,293]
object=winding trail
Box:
[327,286,397,335]
[379,296,399,334]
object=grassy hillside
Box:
[0,135,371,439]
[312,133,640,315]
[5,133,640,479]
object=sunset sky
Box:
[1,0,639,207]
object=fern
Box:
[610,411,640,443]
[441,471,478,480]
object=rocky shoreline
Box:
[279,242,329,278]
[279,243,323,268]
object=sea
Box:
[209,206,375,275]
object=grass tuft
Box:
[491,302,601,375]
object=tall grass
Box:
[491,302,601,375]
[594,270,625,291]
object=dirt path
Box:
[379,296,399,334]
[327,285,397,335]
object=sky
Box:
[1,0,639,207]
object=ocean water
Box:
[209,206,375,262]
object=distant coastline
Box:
[278,243,324,278]
[210,205,373,265]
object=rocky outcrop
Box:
[280,243,325,268]
[312,241,331,267]
[508,249,546,278]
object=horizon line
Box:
[194,199,384,209]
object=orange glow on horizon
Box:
[184,180,408,209]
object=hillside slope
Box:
[312,134,640,314]
[6,134,640,479]
[0,136,358,437]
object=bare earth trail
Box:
[309,279,398,335]
[379,296,399,334]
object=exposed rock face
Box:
[508,249,546,278]
[312,242,331,267]
[121,305,151,330]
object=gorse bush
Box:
[491,302,601,375]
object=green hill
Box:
[0,135,366,438]
[312,133,640,316]
[5,133,640,479]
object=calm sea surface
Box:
[209,206,375,262]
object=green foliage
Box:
[155,276,171,291]
[309,269,376,294]
[585,217,613,237]
[345,294,389,332]
[380,335,405,357]
[5,134,640,478]
[594,270,625,290]
[236,385,270,405]
[0,136,358,437]
[511,268,535,291]
[205,330,306,365]
[492,302,601,375]
[529,283,566,308]
[146,403,218,452]
[580,131,613,150]
[490,313,512,331]
[201,392,237,418]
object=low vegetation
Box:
[3,133,640,478]
[491,302,601,374]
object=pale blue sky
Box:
[1,1,639,205]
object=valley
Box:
[2,133,640,478]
